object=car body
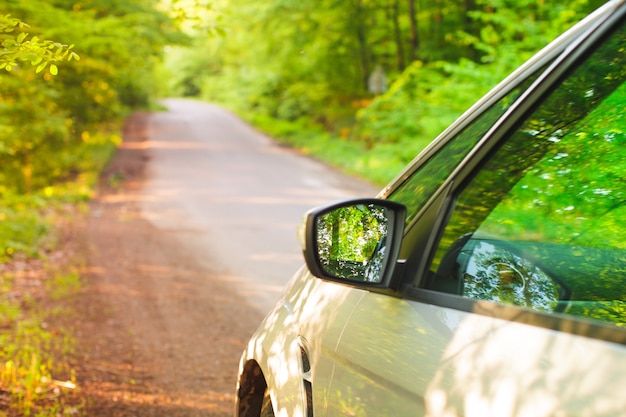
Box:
[236,2,626,416]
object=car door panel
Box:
[327,291,626,416]
[280,268,367,417]
[326,292,453,416]
[248,268,364,417]
[425,310,626,417]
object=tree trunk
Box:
[434,0,443,51]
[392,0,406,71]
[464,0,478,60]
[408,0,419,61]
[22,153,32,194]
[354,0,371,91]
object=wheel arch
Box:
[236,359,270,417]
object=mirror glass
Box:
[315,204,391,283]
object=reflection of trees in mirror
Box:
[316,205,389,282]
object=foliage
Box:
[0,194,49,263]
[0,130,115,414]
[316,203,390,282]
[0,3,184,414]
[165,0,606,186]
[0,0,183,194]
[0,14,79,75]
[244,112,403,186]
[0,270,79,416]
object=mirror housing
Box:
[299,198,406,289]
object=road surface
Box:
[74,99,378,416]
[141,99,377,312]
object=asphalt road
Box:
[140,99,377,313]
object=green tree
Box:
[0,0,184,193]
[0,14,78,75]
[164,0,607,186]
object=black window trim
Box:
[405,287,626,346]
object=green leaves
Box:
[16,32,27,44]
[0,15,80,75]
[0,1,183,195]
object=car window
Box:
[426,20,626,326]
[389,67,550,227]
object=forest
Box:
[1,0,605,197]
[0,0,609,414]
[166,0,604,183]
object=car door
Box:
[324,291,463,415]
[324,7,626,417]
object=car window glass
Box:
[389,68,549,227]
[426,20,626,326]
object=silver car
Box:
[237,1,626,416]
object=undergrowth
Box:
[242,112,409,188]
[0,129,118,416]
[0,279,80,416]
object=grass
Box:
[0,128,118,416]
[0,270,81,416]
[243,112,411,188]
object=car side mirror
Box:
[299,198,406,287]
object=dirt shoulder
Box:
[69,112,261,416]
